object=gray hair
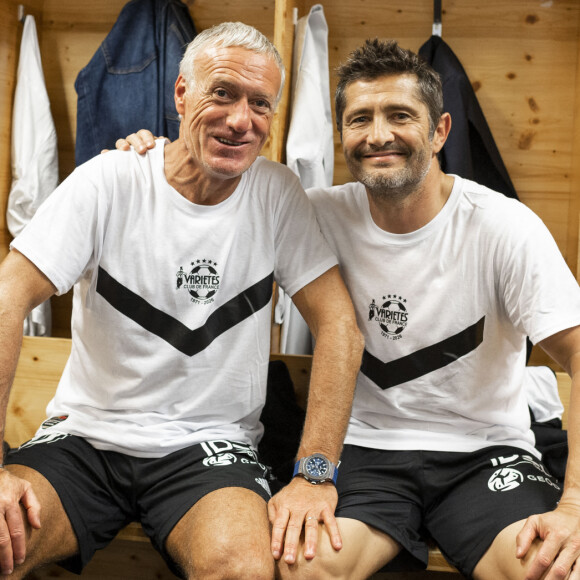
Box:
[335,39,443,137]
[179,21,285,105]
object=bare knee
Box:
[187,560,274,580]
[178,533,274,580]
[277,551,351,580]
[474,520,549,580]
[3,527,70,580]
[3,465,78,578]
[0,569,27,580]
[168,488,274,579]
[276,524,371,580]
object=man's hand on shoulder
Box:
[516,499,580,579]
[0,469,41,575]
[268,475,341,565]
[101,130,165,155]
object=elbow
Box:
[316,315,364,366]
[342,322,365,391]
[353,324,365,362]
[343,318,365,366]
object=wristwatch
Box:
[293,453,338,485]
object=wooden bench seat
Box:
[7,337,573,578]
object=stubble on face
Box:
[341,74,438,204]
[346,142,432,203]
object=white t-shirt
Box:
[308,176,580,457]
[12,143,337,457]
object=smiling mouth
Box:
[364,148,406,157]
[357,152,406,164]
[216,137,247,147]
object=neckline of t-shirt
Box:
[361,175,462,245]
[158,140,248,214]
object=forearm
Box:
[296,318,364,463]
[537,327,580,502]
[0,251,56,461]
[558,351,580,504]
[269,268,362,561]
[513,328,580,577]
[0,298,25,461]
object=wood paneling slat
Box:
[0,0,21,256]
[189,0,275,37]
[571,20,580,279]
[324,0,579,42]
[269,0,295,163]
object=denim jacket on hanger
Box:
[74,0,196,166]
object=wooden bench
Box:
[7,336,573,578]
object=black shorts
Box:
[6,434,273,576]
[335,444,561,578]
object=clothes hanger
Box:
[433,0,442,37]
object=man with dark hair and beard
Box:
[272,39,580,580]
[120,38,580,580]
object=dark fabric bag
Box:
[259,360,305,488]
[530,413,568,481]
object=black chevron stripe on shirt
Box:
[361,316,486,390]
[96,266,273,357]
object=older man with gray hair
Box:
[0,22,362,579]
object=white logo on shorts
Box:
[488,467,524,492]
[202,452,238,467]
[255,478,271,496]
[18,432,70,450]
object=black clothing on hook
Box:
[419,35,519,200]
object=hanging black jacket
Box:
[419,35,518,199]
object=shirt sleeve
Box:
[499,205,580,344]
[10,157,106,296]
[270,164,338,297]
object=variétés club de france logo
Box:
[176,260,221,305]
[368,295,408,340]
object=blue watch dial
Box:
[293,454,338,484]
[305,455,329,477]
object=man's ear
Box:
[432,112,451,155]
[175,75,187,115]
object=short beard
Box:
[349,147,432,203]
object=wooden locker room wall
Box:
[1,0,579,359]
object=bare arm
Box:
[268,265,364,564]
[0,250,56,573]
[292,267,362,466]
[516,324,580,579]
